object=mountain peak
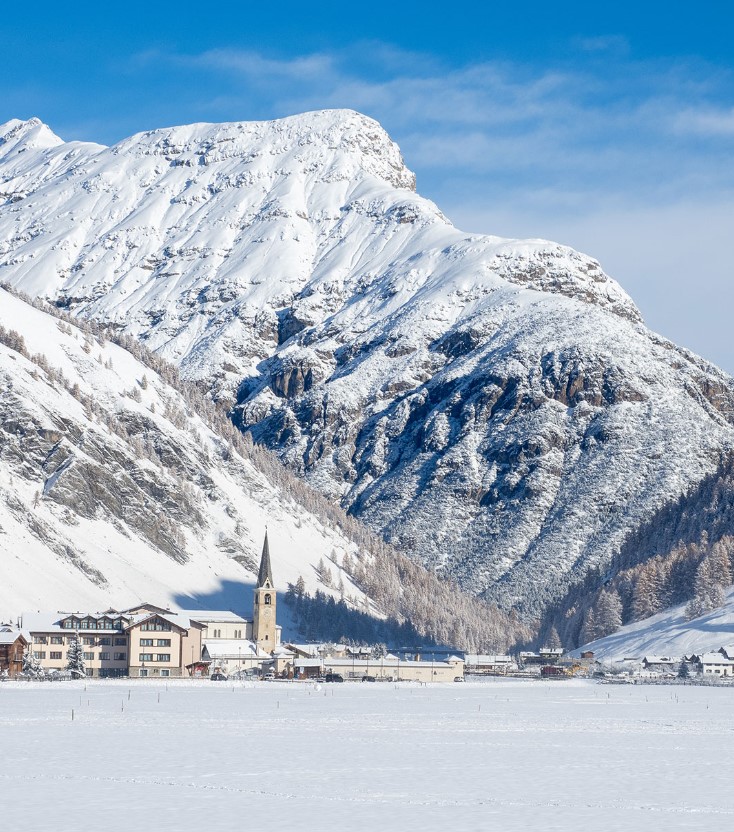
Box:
[0,117,64,155]
[113,109,416,191]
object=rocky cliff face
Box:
[2,111,734,617]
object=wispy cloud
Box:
[132,43,734,205]
[123,43,734,370]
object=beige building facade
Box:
[21,611,133,678]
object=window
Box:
[99,652,110,661]
[114,652,126,661]
[140,639,153,647]
[264,635,269,641]
[213,629,221,638]
[82,637,94,646]
[139,653,153,662]
[264,594,271,605]
[62,619,73,629]
[161,669,170,677]
[155,654,170,663]
[51,636,63,644]
[139,669,148,677]
[81,619,96,629]
[34,651,46,659]
[50,651,62,660]
[140,619,171,631]
[114,637,126,646]
[156,639,171,647]
[83,652,95,661]
[234,629,242,639]
[86,669,94,677]
[35,635,47,644]
[98,637,111,646]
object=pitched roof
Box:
[0,630,26,645]
[177,609,250,625]
[257,531,274,588]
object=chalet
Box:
[641,656,679,674]
[718,646,734,661]
[0,625,28,678]
[699,653,734,677]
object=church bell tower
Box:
[252,530,277,651]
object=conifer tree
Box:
[66,635,86,679]
[594,588,623,638]
[579,609,596,646]
[21,647,44,680]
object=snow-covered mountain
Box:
[0,286,367,620]
[2,111,734,618]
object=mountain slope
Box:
[576,587,734,661]
[0,286,371,619]
[2,111,734,618]
[0,287,522,651]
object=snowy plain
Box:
[1,678,732,832]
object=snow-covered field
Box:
[1,679,732,831]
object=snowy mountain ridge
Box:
[2,110,734,618]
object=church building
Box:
[252,530,277,650]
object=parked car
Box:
[263,671,276,680]
[453,676,465,683]
[361,675,376,682]
[325,672,344,683]
[210,673,228,681]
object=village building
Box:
[251,531,278,650]
[699,652,734,677]
[0,624,28,678]
[20,610,134,678]
[642,656,679,674]
[125,609,204,678]
[293,654,465,682]
[464,654,515,675]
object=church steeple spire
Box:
[257,529,274,588]
[252,529,277,650]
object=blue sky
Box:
[3,1,733,371]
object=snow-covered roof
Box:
[177,609,251,625]
[323,657,462,669]
[202,639,267,660]
[0,630,24,644]
[718,645,734,660]
[465,654,512,664]
[287,643,327,657]
[700,653,734,665]
[642,656,679,665]
[21,611,132,633]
